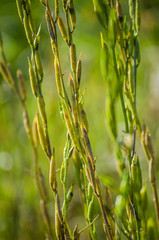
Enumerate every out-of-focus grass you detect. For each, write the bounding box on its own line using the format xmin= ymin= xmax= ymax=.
xmin=0 ymin=0 xmax=159 ymax=239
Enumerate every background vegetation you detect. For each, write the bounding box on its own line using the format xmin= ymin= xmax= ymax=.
xmin=0 ymin=0 xmax=159 ymax=239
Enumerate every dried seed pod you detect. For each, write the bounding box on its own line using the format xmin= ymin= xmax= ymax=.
xmin=37 ymin=96 xmax=47 ymax=124
xmin=58 ymin=16 xmax=68 ymax=42
xmin=49 ymin=153 xmax=56 ymax=191
xmin=76 ymin=55 xmax=81 ymax=87
xmin=36 ymin=113 xmax=47 ymax=154
xmin=23 ymin=11 xmax=33 ymax=46
xmin=55 ymin=0 xmax=59 ymax=21
xmin=32 ymin=114 xmax=39 ymax=147
xmin=16 ymin=0 xmax=23 ymax=22
xmin=28 ymin=57 xmax=37 ymax=97
xmin=54 ymin=55 xmax=63 ymax=98
xmin=35 ymin=50 xmax=43 ymax=81
xmin=70 ymin=44 xmax=76 ymax=73
xmin=17 ymin=69 xmax=27 ymax=101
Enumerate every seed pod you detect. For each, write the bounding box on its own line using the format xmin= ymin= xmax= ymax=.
xmin=55 ymin=210 xmax=63 ymax=240
xmin=145 ymin=127 xmax=154 ymax=159
xmin=36 ymin=113 xmax=47 ymax=154
xmin=87 ymin=157 xmax=96 ymax=193
xmin=16 ymin=0 xmax=23 ymax=22
xmin=105 ymin=187 xmax=113 ymax=214
xmin=76 ymin=55 xmax=81 ymax=87
xmin=66 ymin=185 xmax=74 ymax=205
xmin=116 ymin=0 xmax=123 ymax=24
xmin=115 ymin=194 xmax=126 ymax=218
xmin=149 ymin=158 xmax=155 ymax=184
xmin=87 ymin=195 xmax=94 ymax=222
xmin=108 ymin=8 xmax=116 ymax=47
xmin=23 ymin=11 xmax=33 ymax=46
xmin=45 ymin=8 xmax=56 ymax=43
xmin=17 ymin=69 xmax=27 ymax=101
xmin=88 ymin=183 xmax=93 ymax=202
xmin=55 ymin=0 xmax=59 ymax=21
xmin=81 ymin=108 xmax=89 ymax=132
xmin=129 ymin=0 xmax=135 ymax=22
xmin=140 ymin=186 xmax=148 ymax=211
xmin=49 ymin=153 xmax=56 ymax=191
xmin=135 ymin=0 xmax=140 ymax=35
xmin=55 ymin=193 xmax=63 ymax=222
xmin=54 ymin=55 xmax=63 ymax=98
xmin=72 ymin=149 xmax=82 ymax=188
xmin=0 ymin=61 xmax=11 ymax=86
xmin=63 ymin=107 xmax=77 ymax=148
xmin=35 ymin=50 xmax=43 ymax=81
xmin=27 ymin=3 xmax=36 ymax=33
xmin=70 ymin=44 xmax=76 ymax=73
xmin=82 ymin=127 xmax=94 ymax=164
xmin=58 ymin=16 xmax=68 ymax=42
xmin=37 ymin=96 xmax=47 ymax=125
xmin=28 ymin=57 xmax=37 ymax=97
xmin=68 ymin=0 xmax=76 ymax=30
xmin=23 ymin=110 xmax=31 ymax=135
xmin=60 ymin=162 xmax=65 ymax=184
xmin=32 ymin=114 xmax=39 ymax=147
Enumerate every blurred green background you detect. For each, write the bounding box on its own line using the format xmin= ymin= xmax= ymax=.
xmin=0 ymin=0 xmax=159 ymax=239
